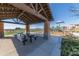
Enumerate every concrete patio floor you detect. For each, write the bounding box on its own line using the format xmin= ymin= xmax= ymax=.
xmin=0 ymin=38 xmax=18 ymax=56
xmin=0 ymin=36 xmax=62 ymax=56
xmin=27 ymin=36 xmax=62 ymax=56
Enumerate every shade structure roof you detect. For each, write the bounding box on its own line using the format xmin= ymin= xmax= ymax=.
xmin=0 ymin=3 xmax=52 ymax=24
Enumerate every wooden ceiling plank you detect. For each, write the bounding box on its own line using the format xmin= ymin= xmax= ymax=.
xmin=23 ymin=14 xmax=33 ymax=23
xmin=17 ymin=11 xmax=25 ymax=19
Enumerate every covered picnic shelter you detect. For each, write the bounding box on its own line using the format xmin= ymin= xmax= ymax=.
xmin=0 ymin=3 xmax=52 ymax=39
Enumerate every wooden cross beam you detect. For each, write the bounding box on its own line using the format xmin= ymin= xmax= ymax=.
xmin=39 ymin=4 xmax=48 ymax=18
xmin=10 ymin=3 xmax=48 ymax=21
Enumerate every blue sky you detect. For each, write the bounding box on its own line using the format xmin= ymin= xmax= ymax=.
xmin=4 ymin=3 xmax=79 ymax=29
xmin=50 ymin=3 xmax=79 ymax=27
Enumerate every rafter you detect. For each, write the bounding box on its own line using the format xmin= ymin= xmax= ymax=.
xmin=38 ymin=8 xmax=43 ymax=13
xmin=35 ymin=3 xmax=38 ymax=11
xmin=16 ymin=11 xmax=25 ymax=22
xmin=30 ymin=3 xmax=35 ymax=11
xmin=39 ymin=4 xmax=48 ymax=19
xmin=10 ymin=3 xmax=48 ymax=20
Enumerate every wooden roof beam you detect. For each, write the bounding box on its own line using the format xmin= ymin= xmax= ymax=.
xmin=10 ymin=3 xmax=48 ymax=21
xmin=39 ymin=4 xmax=48 ymax=19
xmin=35 ymin=3 xmax=38 ymax=11
xmin=38 ymin=8 xmax=43 ymax=13
xmin=30 ymin=3 xmax=36 ymax=12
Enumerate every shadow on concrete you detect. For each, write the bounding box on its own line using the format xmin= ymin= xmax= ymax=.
xmin=11 ymin=36 xmax=47 ymax=56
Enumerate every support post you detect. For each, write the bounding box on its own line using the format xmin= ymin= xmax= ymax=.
xmin=26 ymin=24 xmax=30 ymax=33
xmin=0 ymin=22 xmax=4 ymax=38
xmin=44 ymin=20 xmax=50 ymax=40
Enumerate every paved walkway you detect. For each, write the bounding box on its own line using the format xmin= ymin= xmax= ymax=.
xmin=0 ymin=36 xmax=62 ymax=56
xmin=51 ymin=36 xmax=62 ymax=56
xmin=27 ymin=36 xmax=62 ymax=56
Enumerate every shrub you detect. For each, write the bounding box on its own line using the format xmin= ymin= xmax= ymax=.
xmin=61 ymin=35 xmax=79 ymax=56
